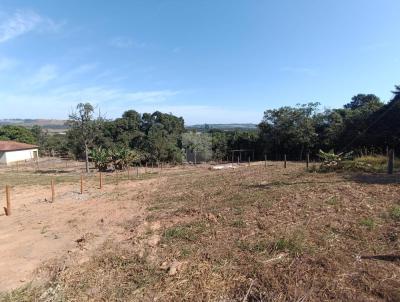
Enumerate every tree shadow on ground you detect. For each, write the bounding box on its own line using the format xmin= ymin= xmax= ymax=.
xmin=343 ymin=173 xmax=400 ymax=185
xmin=246 ymin=179 xmax=347 ymax=189
xmin=34 ymin=170 xmax=70 ymax=174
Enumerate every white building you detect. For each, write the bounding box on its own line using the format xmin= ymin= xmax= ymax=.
xmin=0 ymin=141 xmax=39 ymax=165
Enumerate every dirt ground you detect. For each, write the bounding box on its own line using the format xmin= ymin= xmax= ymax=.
xmin=0 ymin=159 xmax=166 ymax=292
xmin=0 ymin=160 xmax=400 ymax=301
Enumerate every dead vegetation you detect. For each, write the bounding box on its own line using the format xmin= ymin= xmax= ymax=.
xmin=1 ymin=161 xmax=400 ymax=301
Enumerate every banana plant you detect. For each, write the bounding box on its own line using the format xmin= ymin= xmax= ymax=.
xmin=90 ymin=147 xmax=111 ymax=171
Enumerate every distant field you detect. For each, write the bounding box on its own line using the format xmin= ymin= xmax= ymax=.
xmin=186 ymin=123 xmax=258 ymax=131
xmin=0 ymin=119 xmax=68 ymax=133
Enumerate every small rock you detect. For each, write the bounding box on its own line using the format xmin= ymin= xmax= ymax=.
xmin=147 ymin=235 xmax=160 ymax=247
xmin=168 ymin=260 xmax=182 ymax=276
xmin=206 ymin=213 xmax=218 ymax=223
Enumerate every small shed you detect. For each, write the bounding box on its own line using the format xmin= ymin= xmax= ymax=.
xmin=0 ymin=141 xmax=39 ymax=165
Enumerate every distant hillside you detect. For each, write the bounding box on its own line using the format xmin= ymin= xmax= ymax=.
xmin=186 ymin=123 xmax=258 ymax=131
xmin=0 ymin=119 xmax=67 ymax=132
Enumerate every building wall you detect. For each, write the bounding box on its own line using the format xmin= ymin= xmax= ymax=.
xmin=0 ymin=149 xmax=39 ymax=165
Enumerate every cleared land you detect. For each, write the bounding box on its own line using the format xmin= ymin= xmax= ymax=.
xmin=0 ymin=160 xmax=400 ymax=301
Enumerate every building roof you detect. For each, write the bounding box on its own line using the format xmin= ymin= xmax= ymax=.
xmin=0 ymin=141 xmax=38 ymax=152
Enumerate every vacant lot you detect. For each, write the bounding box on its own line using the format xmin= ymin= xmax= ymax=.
xmin=1 ymin=161 xmax=400 ymax=301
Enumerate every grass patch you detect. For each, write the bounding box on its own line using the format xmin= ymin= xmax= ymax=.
xmin=163 ymin=221 xmax=207 ymax=242
xmin=230 ymin=219 xmax=246 ymax=228
xmin=326 ymin=196 xmax=339 ymax=206
xmin=0 ymin=283 xmax=44 ymax=302
xmin=238 ymin=231 xmax=305 ymax=256
xmin=359 ymin=218 xmax=375 ymax=230
xmin=389 ymin=206 xmax=400 ymax=221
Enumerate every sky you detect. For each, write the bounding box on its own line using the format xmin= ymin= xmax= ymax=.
xmin=0 ymin=0 xmax=399 ymax=125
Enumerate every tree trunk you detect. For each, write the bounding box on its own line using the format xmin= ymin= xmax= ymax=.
xmin=85 ymin=143 xmax=89 ymax=173
xmin=299 ymin=145 xmax=304 ymax=161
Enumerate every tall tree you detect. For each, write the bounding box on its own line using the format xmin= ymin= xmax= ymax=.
xmin=67 ymin=103 xmax=98 ymax=173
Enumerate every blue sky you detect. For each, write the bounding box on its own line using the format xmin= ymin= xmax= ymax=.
xmin=0 ymin=0 xmax=399 ymax=124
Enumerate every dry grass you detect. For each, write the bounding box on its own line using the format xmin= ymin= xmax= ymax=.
xmin=1 ymin=162 xmax=400 ymax=301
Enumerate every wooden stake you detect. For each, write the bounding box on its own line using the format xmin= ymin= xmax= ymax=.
xmin=127 ymin=166 xmax=130 ymax=180
xmin=264 ymin=154 xmax=267 ymax=168
xmin=284 ymin=154 xmax=287 ymax=169
xmin=145 ymin=162 xmax=148 ymax=173
xmin=248 ymin=156 xmax=251 ymax=166
xmin=4 ymin=185 xmax=10 ymax=216
xmin=80 ymin=174 xmax=83 ymax=194
xmin=306 ymin=152 xmax=310 ymax=169
xmin=99 ymin=172 xmax=103 ymax=189
xmin=136 ymin=165 xmax=139 ymax=178
xmin=388 ymin=149 xmax=394 ymax=175
xmin=116 ymin=170 xmax=119 ymax=185
xmin=51 ymin=179 xmax=55 ymax=202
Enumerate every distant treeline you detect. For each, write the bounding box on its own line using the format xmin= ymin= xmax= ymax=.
xmin=1 ymin=84 xmax=399 ymax=163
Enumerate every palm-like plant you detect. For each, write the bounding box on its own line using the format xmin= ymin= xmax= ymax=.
xmin=90 ymin=147 xmax=111 ymax=171
xmin=111 ymin=147 xmax=143 ymax=170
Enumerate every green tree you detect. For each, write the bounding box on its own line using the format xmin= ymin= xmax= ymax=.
xmin=182 ymin=132 xmax=212 ymax=163
xmin=67 ymin=103 xmax=99 ymax=173
xmin=0 ymin=125 xmax=36 ymax=144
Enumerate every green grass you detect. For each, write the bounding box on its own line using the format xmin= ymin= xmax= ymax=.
xmin=342 ymin=155 xmax=400 ymax=173
xmin=230 ymin=219 xmax=246 ymax=228
xmin=389 ymin=206 xmax=400 ymax=221
xmin=163 ymin=221 xmax=207 ymax=242
xmin=359 ymin=218 xmax=375 ymax=230
xmin=237 ymin=231 xmax=305 ymax=256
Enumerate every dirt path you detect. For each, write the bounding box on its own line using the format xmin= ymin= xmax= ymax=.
xmin=0 ymin=177 xmax=161 ymax=291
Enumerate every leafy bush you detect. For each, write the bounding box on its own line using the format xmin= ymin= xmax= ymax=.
xmin=342 ymin=155 xmax=400 ymax=173
xmin=111 ymin=147 xmax=142 ymax=170
xmin=90 ymin=147 xmax=111 ymax=171
xmin=317 ymin=150 xmax=353 ymax=171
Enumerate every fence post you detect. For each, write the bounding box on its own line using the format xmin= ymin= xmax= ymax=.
xmin=248 ymin=156 xmax=251 ymax=167
xmin=4 ymin=185 xmax=10 ymax=216
xmin=51 ymin=179 xmax=55 ymax=202
xmin=80 ymin=174 xmax=83 ymax=194
xmin=116 ymin=170 xmax=119 ymax=185
xmin=264 ymin=154 xmax=267 ymax=168
xmin=99 ymin=172 xmax=103 ymax=189
xmin=284 ymin=154 xmax=287 ymax=169
xmin=127 ymin=166 xmax=130 ymax=180
xmin=388 ymin=149 xmax=394 ymax=175
xmin=145 ymin=162 xmax=148 ymax=173
xmin=306 ymin=152 xmax=310 ymax=170
xmin=136 ymin=165 xmax=139 ymax=178
xmin=237 ymin=156 xmax=240 ymax=165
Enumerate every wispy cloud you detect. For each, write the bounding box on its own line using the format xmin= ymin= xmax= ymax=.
xmin=27 ymin=64 xmax=58 ymax=86
xmin=0 ymin=9 xmax=60 ymax=43
xmin=110 ymin=36 xmax=146 ymax=49
xmin=0 ymin=86 xmax=181 ymax=120
xmin=281 ymin=66 xmax=317 ymax=77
